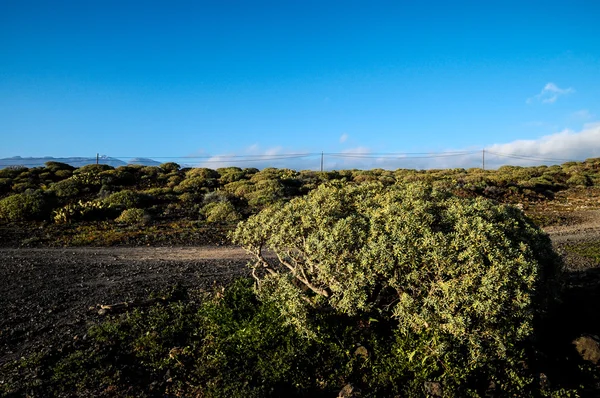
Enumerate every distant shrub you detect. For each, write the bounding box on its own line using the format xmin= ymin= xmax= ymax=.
xmin=223 ymin=180 xmax=254 ymax=198
xmin=217 ymin=167 xmax=246 ymax=184
xmin=186 ymin=167 xmax=219 ymax=179
xmin=47 ymin=178 xmax=81 ymax=199
xmin=0 ymin=190 xmax=50 ymax=221
xmin=174 ymin=176 xmax=213 ymax=193
xmin=99 ymin=169 xmax=136 ymax=186
xmin=73 ymin=164 xmax=113 ymax=186
xmin=54 ymin=169 xmax=72 ymax=179
xmin=115 ymin=208 xmax=149 ymax=224
xmin=246 ymin=179 xmax=284 ymax=208
xmin=11 ymin=182 xmax=38 ymax=193
xmin=104 ymin=190 xmax=147 ymax=209
xmin=167 ymin=175 xmax=183 ymax=188
xmin=566 ymin=173 xmax=592 ymax=187
xmin=0 ymin=166 xmax=27 ymax=179
xmin=201 ymin=201 xmax=240 ymax=223
xmin=44 ymin=161 xmax=75 ymax=172
xmin=159 ymin=162 xmax=180 ymax=173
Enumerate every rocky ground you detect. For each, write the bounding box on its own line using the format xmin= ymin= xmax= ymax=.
xmin=1 ymin=210 xmax=600 ymax=385
xmin=0 ymin=246 xmax=253 ymax=366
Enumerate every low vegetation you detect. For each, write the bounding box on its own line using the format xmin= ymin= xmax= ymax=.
xmin=2 ymin=159 xmax=600 ymax=395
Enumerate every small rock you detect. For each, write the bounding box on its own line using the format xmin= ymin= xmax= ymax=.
xmin=354 ymin=345 xmax=369 ymax=359
xmin=424 ymin=381 xmax=443 ymax=397
xmin=573 ymin=335 xmax=600 ymax=365
xmin=338 ymin=383 xmax=360 ymax=397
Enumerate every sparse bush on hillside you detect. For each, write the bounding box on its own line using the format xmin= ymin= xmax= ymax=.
xmin=0 ymin=190 xmax=51 ymax=221
xmin=44 ymin=161 xmax=75 ymax=172
xmin=159 ymin=162 xmax=180 ymax=173
xmin=246 ymin=179 xmax=285 ymax=208
xmin=201 ymin=201 xmax=240 ymax=223
xmin=71 ymin=164 xmax=113 ymax=187
xmin=233 ymin=182 xmax=563 ymax=395
xmin=48 ymin=178 xmax=81 ymax=199
xmin=567 ymin=173 xmax=592 ymax=187
xmin=104 ymin=190 xmax=149 ymax=209
xmin=174 ymin=176 xmax=213 ymax=194
xmin=217 ymin=166 xmax=245 ymax=184
xmin=53 ymin=200 xmax=113 ymax=223
xmin=0 ymin=166 xmax=27 ymax=179
xmin=115 ymin=208 xmax=149 ymax=224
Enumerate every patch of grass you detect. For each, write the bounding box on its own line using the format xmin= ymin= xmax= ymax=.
xmin=565 ymin=240 xmax=600 ymax=264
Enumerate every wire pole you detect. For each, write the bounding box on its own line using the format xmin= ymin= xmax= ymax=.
xmin=96 ymin=153 xmax=99 ymax=165
xmin=482 ymin=149 xmax=485 ymax=170
xmin=320 ymin=152 xmax=324 ymax=172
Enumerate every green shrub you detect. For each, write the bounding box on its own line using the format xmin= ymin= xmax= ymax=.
xmin=104 ymin=190 xmax=148 ymax=209
xmin=115 ymin=208 xmax=149 ymax=224
xmin=72 ymin=164 xmax=113 ymax=186
xmin=0 ymin=190 xmax=50 ymax=221
xmin=174 ymin=176 xmax=213 ymax=193
xmin=217 ymin=167 xmax=246 ymax=184
xmin=0 ymin=166 xmax=27 ymax=179
xmin=246 ymin=179 xmax=284 ymax=208
xmin=47 ymin=177 xmax=81 ymax=198
xmin=54 ymin=169 xmax=72 ymax=179
xmin=233 ymin=182 xmax=563 ymax=395
xmin=566 ymin=173 xmax=592 ymax=187
xmin=44 ymin=161 xmax=75 ymax=172
xmin=159 ymin=162 xmax=181 ymax=173
xmin=201 ymin=201 xmax=240 ymax=223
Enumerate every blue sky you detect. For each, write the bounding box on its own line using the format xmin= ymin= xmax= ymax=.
xmin=1 ymin=0 xmax=599 ymax=169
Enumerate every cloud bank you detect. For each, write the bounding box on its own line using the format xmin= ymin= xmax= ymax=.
xmin=182 ymin=124 xmax=600 ymax=171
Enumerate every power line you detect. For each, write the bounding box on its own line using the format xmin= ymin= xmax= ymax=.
xmin=485 ymin=151 xmax=580 ymax=163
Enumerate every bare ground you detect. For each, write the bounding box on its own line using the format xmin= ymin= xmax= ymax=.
xmin=1 ymin=211 xmax=600 ymax=371
xmin=0 ymin=246 xmax=253 ymax=366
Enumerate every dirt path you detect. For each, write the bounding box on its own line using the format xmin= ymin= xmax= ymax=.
xmin=0 ymin=246 xmax=253 ymax=365
xmin=544 ymin=209 xmax=600 ymax=244
xmin=542 ymin=209 xmax=600 ymax=271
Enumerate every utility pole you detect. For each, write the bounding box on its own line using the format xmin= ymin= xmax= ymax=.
xmin=96 ymin=153 xmax=99 ymax=165
xmin=320 ymin=152 xmax=324 ymax=172
xmin=482 ymin=149 xmax=485 ymax=170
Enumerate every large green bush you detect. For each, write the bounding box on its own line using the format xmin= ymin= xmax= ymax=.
xmin=233 ymin=182 xmax=563 ymax=395
xmin=104 ymin=189 xmax=148 ymax=209
xmin=0 ymin=190 xmax=51 ymax=221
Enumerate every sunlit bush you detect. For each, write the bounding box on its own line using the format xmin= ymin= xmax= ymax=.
xmin=233 ymin=182 xmax=563 ymax=395
xmin=115 ymin=208 xmax=149 ymax=224
xmin=0 ymin=190 xmax=51 ymax=221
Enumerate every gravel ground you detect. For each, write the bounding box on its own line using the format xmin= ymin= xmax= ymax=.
xmin=0 ymin=246 xmax=252 ymax=366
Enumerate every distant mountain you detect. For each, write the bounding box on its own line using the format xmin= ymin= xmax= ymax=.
xmin=0 ymin=156 xmax=163 ymax=169
xmin=127 ymin=157 xmax=162 ymax=166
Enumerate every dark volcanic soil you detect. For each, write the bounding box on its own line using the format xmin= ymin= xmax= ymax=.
xmin=0 ymin=247 xmax=252 ymax=366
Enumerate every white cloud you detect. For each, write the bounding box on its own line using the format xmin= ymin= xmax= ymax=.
xmin=527 ymin=82 xmax=574 ymax=104
xmin=484 ymin=122 xmax=600 ymax=167
xmin=339 ymin=133 xmax=349 ymax=143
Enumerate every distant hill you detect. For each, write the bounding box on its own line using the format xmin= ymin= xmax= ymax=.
xmin=0 ymin=156 xmax=162 ymax=169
